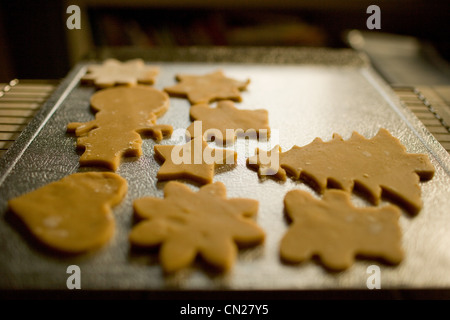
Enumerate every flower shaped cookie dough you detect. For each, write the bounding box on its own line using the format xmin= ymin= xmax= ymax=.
xmin=129 ymin=181 xmax=265 ymax=272
xmin=81 ymin=58 xmax=159 ymax=88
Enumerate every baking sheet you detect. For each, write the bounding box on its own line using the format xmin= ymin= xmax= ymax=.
xmin=1 ymin=51 xmax=450 ymax=293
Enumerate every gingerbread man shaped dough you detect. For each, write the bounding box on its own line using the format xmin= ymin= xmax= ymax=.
xmin=67 ymin=86 xmax=173 ymax=171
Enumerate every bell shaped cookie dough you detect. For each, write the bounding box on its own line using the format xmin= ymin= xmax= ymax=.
xmin=8 ymin=172 xmax=127 ymax=254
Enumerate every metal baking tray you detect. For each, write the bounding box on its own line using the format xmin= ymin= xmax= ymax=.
xmin=1 ymin=48 xmax=450 ymax=295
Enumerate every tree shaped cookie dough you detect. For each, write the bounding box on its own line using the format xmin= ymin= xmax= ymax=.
xmin=67 ymin=86 xmax=173 ymax=171
xmin=81 ymin=58 xmax=159 ymax=88
xmin=247 ymin=129 xmax=435 ymax=214
xmin=186 ymin=100 xmax=270 ymax=144
xmin=129 ymin=181 xmax=265 ymax=272
xmin=164 ymin=70 xmax=250 ymax=105
xmin=8 ymin=172 xmax=127 ymax=254
xmin=154 ymin=136 xmax=237 ymax=184
xmin=281 ymin=189 xmax=404 ymax=270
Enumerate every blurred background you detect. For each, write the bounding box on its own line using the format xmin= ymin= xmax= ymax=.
xmin=0 ymin=0 xmax=449 ymax=84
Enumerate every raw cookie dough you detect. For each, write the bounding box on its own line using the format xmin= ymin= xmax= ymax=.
xmin=81 ymin=58 xmax=159 ymax=88
xmin=129 ymin=181 xmax=265 ymax=272
xmin=67 ymin=85 xmax=173 ymax=171
xmin=154 ymin=136 xmax=237 ymax=184
xmin=164 ymin=70 xmax=250 ymax=105
xmin=247 ymin=145 xmax=286 ymax=180
xmin=8 ymin=172 xmax=127 ymax=254
xmin=247 ymin=128 xmax=435 ymax=214
xmin=186 ymin=100 xmax=270 ymax=144
xmin=281 ymin=189 xmax=404 ymax=270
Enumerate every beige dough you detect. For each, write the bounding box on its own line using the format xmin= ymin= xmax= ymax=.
xmin=187 ymin=100 xmax=270 ymax=144
xmin=81 ymin=58 xmax=159 ymax=88
xmin=129 ymin=181 xmax=265 ymax=272
xmin=154 ymin=136 xmax=237 ymax=184
xmin=164 ymin=70 xmax=250 ymax=105
xmin=67 ymin=86 xmax=173 ymax=171
xmin=248 ymin=128 xmax=435 ymax=214
xmin=8 ymin=172 xmax=127 ymax=254
xmin=281 ymin=189 xmax=404 ymax=270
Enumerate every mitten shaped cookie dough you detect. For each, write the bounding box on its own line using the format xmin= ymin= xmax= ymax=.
xmin=8 ymin=172 xmax=127 ymax=253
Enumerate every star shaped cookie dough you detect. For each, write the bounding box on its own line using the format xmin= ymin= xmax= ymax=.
xmin=154 ymin=136 xmax=237 ymax=184
xmin=164 ymin=70 xmax=250 ymax=105
xmin=130 ymin=181 xmax=265 ymax=272
xmin=247 ymin=145 xmax=285 ymax=180
xmin=81 ymin=58 xmax=159 ymax=88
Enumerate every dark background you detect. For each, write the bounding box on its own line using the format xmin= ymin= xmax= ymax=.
xmin=1 ymin=0 xmax=449 ymax=82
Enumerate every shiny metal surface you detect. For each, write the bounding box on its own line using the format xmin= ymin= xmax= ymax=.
xmin=1 ymin=51 xmax=450 ymax=292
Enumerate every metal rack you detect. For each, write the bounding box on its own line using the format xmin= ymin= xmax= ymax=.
xmin=0 ymin=80 xmax=57 ymax=158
